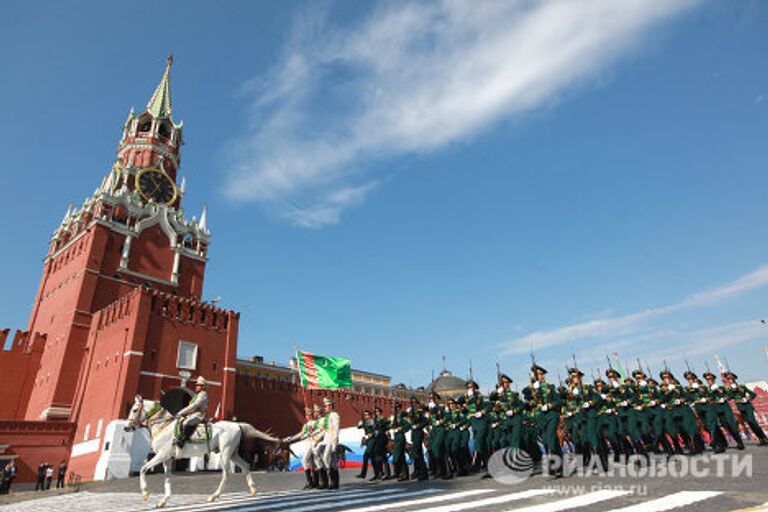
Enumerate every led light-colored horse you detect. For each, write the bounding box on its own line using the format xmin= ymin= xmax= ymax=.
xmin=125 ymin=395 xmax=279 ymax=508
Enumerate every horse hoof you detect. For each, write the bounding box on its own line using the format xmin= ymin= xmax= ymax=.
xmin=207 ymin=495 xmax=218 ymax=502
xmin=156 ymin=500 xmax=166 ymax=508
xmin=250 ymin=488 xmax=257 ymax=497
xmin=142 ymin=492 xmax=150 ymax=501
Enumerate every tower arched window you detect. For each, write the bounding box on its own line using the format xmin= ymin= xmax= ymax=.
xmin=158 ymin=121 xmax=172 ymax=139
xmin=137 ymin=115 xmax=152 ymax=134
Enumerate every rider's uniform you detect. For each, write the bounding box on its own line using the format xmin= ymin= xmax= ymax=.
xmin=178 ymin=390 xmax=208 ymax=437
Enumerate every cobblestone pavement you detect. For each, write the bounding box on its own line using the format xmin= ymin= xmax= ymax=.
xmin=2 ymin=444 xmax=768 ymax=512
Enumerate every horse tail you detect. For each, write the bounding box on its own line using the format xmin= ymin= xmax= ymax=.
xmin=236 ymin=423 xmax=279 ymax=466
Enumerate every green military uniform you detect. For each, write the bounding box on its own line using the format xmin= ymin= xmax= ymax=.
xmin=427 ymin=393 xmax=451 ymax=479
xmin=496 ymin=376 xmax=523 ymax=450
xmin=443 ymin=400 xmax=464 ymax=476
xmin=684 ymin=371 xmax=722 ymax=452
xmin=725 ymin=372 xmax=768 ymax=446
xmin=465 ymin=380 xmax=491 ymax=473
xmin=593 ymin=378 xmax=617 ymax=469
xmin=389 ymin=406 xmax=410 ymax=481
xmin=524 ymin=365 xmax=562 ymax=460
xmin=356 ymin=413 xmax=377 ymax=479
xmin=407 ymin=398 xmax=429 ymax=480
xmin=660 ymin=371 xmax=703 ymax=455
xmin=700 ymin=373 xmax=741 ymax=450
xmin=373 ymin=408 xmax=392 ymax=479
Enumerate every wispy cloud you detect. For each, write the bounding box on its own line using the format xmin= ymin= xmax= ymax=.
xmin=499 ymin=264 xmax=768 ymax=355
xmin=225 ymin=0 xmax=698 ymax=227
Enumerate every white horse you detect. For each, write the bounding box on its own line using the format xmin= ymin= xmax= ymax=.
xmin=124 ymin=394 xmax=279 ymax=508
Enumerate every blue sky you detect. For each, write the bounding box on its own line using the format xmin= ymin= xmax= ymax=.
xmin=2 ymin=1 xmax=768 ymax=389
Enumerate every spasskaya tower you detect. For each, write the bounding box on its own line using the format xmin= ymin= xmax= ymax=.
xmin=11 ymin=56 xmax=238 ymax=478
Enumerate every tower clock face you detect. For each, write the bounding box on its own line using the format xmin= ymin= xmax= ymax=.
xmin=136 ymin=168 xmax=177 ymax=205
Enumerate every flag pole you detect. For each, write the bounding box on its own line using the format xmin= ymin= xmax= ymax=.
xmin=295 ymin=347 xmax=309 ymax=411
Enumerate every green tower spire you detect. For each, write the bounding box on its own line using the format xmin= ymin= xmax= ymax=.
xmin=146 ymin=54 xmax=173 ymax=118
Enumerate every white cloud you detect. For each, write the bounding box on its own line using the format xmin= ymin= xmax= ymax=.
xmin=499 ymin=263 xmax=768 ymax=354
xmin=226 ymin=0 xmax=697 ymax=227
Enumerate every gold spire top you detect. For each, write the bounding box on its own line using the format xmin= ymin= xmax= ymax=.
xmin=146 ymin=54 xmax=173 ymax=118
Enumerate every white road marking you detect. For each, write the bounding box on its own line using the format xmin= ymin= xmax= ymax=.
xmin=165 ymin=487 xmax=407 ymax=512
xmin=401 ymin=489 xmax=557 ymax=512
xmin=336 ymin=489 xmax=494 ymax=512
xmin=499 ymin=489 xmax=632 ymax=512
xmin=256 ymin=488 xmax=440 ymax=512
xmin=601 ymin=491 xmax=723 ymax=512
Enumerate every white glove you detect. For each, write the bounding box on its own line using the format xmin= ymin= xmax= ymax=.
xmin=582 ymin=402 xmax=590 ymax=409
xmin=506 ymin=410 xmax=514 ymax=416
xmin=573 ymin=388 xmax=580 ymax=395
xmin=474 ymin=412 xmax=482 ymax=418
xmin=533 ymin=381 xmax=541 ymax=389
xmin=540 ymin=405 xmax=548 ymax=412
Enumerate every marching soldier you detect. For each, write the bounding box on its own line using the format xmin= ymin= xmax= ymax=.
xmin=445 ymin=398 xmax=468 ymax=476
xmin=356 ymin=410 xmax=378 ymax=480
xmin=373 ymin=406 xmax=392 ymax=480
xmin=660 ymin=370 xmax=703 ymax=455
xmin=593 ymin=377 xmax=617 ymax=469
xmin=704 ymin=371 xmax=744 ymax=451
xmin=465 ymin=380 xmax=491 ymax=474
xmin=427 ymin=392 xmax=451 ymax=479
xmin=631 ymin=369 xmax=653 ymax=452
xmin=389 ymin=402 xmax=410 ymax=481
xmin=407 ymin=396 xmax=429 ymax=480
xmin=724 ymin=371 xmax=768 ymax=446
xmin=606 ymin=368 xmax=635 ymax=457
xmin=174 ymin=376 xmax=208 ymax=448
xmin=684 ymin=371 xmax=721 ymax=453
xmin=497 ymin=374 xmax=523 ymax=450
xmin=524 ymin=364 xmax=562 ymax=474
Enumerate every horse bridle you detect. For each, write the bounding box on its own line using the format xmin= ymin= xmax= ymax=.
xmin=129 ymin=398 xmax=170 ymax=433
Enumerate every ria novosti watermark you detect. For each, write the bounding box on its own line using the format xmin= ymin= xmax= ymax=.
xmin=488 ymin=448 xmax=753 ymax=486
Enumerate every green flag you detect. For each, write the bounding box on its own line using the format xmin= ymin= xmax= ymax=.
xmin=297 ymin=351 xmax=352 ymax=389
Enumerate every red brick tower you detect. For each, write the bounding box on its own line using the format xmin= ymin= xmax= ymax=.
xmin=13 ymin=57 xmax=238 ymax=477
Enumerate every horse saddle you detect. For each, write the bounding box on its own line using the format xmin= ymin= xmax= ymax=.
xmin=176 ymin=421 xmax=213 ymax=444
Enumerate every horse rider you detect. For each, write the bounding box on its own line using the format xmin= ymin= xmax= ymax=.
xmin=175 ymin=376 xmax=209 ymax=448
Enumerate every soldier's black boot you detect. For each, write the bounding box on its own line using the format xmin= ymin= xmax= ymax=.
xmin=598 ymin=443 xmax=609 ymax=473
xmin=329 ymin=469 xmax=339 ymax=490
xmin=369 ymin=460 xmax=382 ymax=482
xmin=382 ymin=459 xmax=392 ymax=480
xmin=442 ymin=455 xmax=454 ymax=479
xmin=304 ymin=470 xmax=314 ymax=489
xmin=726 ymin=426 xmax=745 ymax=450
xmin=356 ymin=454 xmax=369 ymax=478
xmin=582 ymin=442 xmax=592 ymax=471
xmin=317 ymin=469 xmax=329 ymax=489
xmin=398 ymin=461 xmax=409 ymax=481
xmin=312 ymin=468 xmax=320 ymax=487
